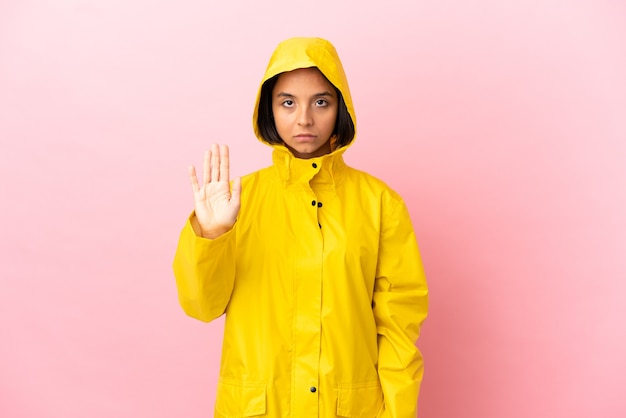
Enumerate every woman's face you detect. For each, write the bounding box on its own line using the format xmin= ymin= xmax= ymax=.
xmin=272 ymin=67 xmax=338 ymax=159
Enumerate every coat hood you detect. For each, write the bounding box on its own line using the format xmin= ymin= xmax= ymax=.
xmin=252 ymin=37 xmax=356 ymax=151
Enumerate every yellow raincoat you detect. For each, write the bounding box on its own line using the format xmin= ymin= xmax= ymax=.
xmin=173 ymin=37 xmax=428 ymax=417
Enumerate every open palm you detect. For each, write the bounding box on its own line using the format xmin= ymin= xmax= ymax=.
xmin=189 ymin=144 xmax=241 ymax=239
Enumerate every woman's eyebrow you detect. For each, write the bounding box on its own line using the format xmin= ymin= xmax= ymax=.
xmin=275 ymin=91 xmax=334 ymax=97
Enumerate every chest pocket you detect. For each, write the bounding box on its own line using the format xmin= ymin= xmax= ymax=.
xmin=336 ymin=381 xmax=384 ymax=417
xmin=216 ymin=379 xmax=266 ymax=417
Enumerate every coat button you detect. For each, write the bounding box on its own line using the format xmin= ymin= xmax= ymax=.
xmin=312 ymin=200 xmax=316 ymax=206
xmin=317 ymin=202 xmax=323 ymax=207
xmin=310 ymin=386 xmax=317 ymax=393
xmin=312 ymin=163 xmax=318 ymax=168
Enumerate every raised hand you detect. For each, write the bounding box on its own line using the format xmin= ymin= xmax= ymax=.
xmin=189 ymin=144 xmax=242 ymax=239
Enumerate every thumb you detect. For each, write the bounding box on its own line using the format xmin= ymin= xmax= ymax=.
xmin=231 ymin=177 xmax=242 ymax=204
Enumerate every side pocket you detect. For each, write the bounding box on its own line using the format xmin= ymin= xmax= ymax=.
xmin=336 ymin=381 xmax=384 ymax=418
xmin=215 ymin=378 xmax=266 ymax=417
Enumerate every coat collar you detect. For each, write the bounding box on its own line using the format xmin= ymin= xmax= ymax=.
xmin=271 ymin=145 xmax=347 ymax=190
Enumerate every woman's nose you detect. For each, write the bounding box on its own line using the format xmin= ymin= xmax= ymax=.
xmin=297 ymin=107 xmax=313 ymax=126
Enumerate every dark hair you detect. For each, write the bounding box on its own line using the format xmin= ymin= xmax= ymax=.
xmin=257 ymin=72 xmax=355 ymax=148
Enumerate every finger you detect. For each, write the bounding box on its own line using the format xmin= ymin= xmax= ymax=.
xmin=210 ymin=143 xmax=220 ymax=182
xmin=189 ymin=165 xmax=200 ymax=192
xmin=231 ymin=176 xmax=242 ymax=207
xmin=203 ymin=149 xmax=210 ymax=184
xmin=219 ymin=144 xmax=230 ymax=184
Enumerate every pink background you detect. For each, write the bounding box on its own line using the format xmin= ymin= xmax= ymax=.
xmin=1 ymin=0 xmax=625 ymax=417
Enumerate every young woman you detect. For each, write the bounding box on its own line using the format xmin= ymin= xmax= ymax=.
xmin=173 ymin=37 xmax=428 ymax=418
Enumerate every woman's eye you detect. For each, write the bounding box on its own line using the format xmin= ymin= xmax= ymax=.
xmin=315 ymin=99 xmax=328 ymax=106
xmin=282 ymin=100 xmax=294 ymax=107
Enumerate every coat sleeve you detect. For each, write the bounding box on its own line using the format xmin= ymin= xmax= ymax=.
xmin=172 ymin=213 xmax=237 ymax=322
xmin=373 ymin=195 xmax=429 ymax=418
